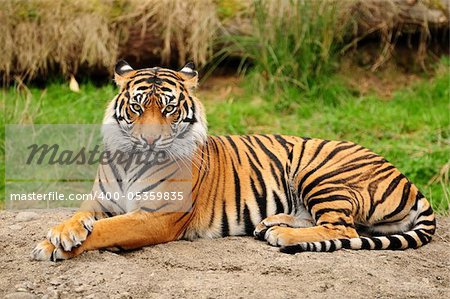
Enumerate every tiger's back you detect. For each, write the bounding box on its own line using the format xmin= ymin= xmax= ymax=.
xmin=187 ymin=134 xmax=436 ymax=252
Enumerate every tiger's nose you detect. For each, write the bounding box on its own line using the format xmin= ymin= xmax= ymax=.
xmin=146 ymin=136 xmax=156 ymax=145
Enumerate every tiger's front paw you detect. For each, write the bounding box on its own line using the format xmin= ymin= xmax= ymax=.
xmin=47 ymin=212 xmax=95 ymax=251
xmin=31 ymin=239 xmax=72 ymax=261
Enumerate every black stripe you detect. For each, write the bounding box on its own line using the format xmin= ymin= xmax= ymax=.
xmin=383 ymin=181 xmax=412 ymax=220
xmin=328 ymin=240 xmax=337 ymax=252
xmin=361 ymin=238 xmax=371 ymax=249
xmin=304 ymin=140 xmax=329 ymax=169
xmin=402 ymin=233 xmax=418 ymax=248
xmin=241 ymin=137 xmax=264 ymax=168
xmin=243 ymin=205 xmax=254 ymax=235
xmin=307 ymin=195 xmax=352 ymax=214
xmin=253 ymin=136 xmax=285 ymax=174
xmin=417 ymin=227 xmax=435 ymax=235
xmin=372 ymin=237 xmax=383 ymax=249
xmin=417 ymin=206 xmax=434 ymax=218
xmin=273 ymin=191 xmax=285 ymax=214
xmin=314 ymin=208 xmax=352 ymax=219
xmin=292 ymin=139 xmax=309 ymax=178
xmin=140 ymin=169 xmax=178 ymax=193
xmin=340 ymin=239 xmax=351 ymax=248
xmin=415 ymin=220 xmax=435 ymax=227
xmin=273 ymin=135 xmax=292 ymax=155
xmin=367 ymin=167 xmax=397 ymax=200
xmin=231 ymin=162 xmax=242 ymax=223
xmin=161 ymin=78 xmax=177 ymax=86
xmin=342 ymin=153 xmax=381 ymax=166
xmin=415 ymin=230 xmax=429 ymax=244
xmin=319 ymin=241 xmax=327 ymax=252
xmin=367 ymin=174 xmax=405 ymax=219
xmin=320 ymin=218 xmax=355 ymax=228
xmin=107 ymin=159 xmax=123 ymax=191
xmin=248 ymin=155 xmax=267 ymax=219
xmin=386 ymin=236 xmax=403 ymax=249
xmin=95 ymin=199 xmax=115 ymax=217
xmin=280 ymin=244 xmax=301 ymax=254
xmin=225 ymin=136 xmax=242 ymax=164
xmin=98 ymin=180 xmax=125 ymax=213
xmin=221 ymin=202 xmax=229 ymax=237
xmin=136 ymin=86 xmax=150 ymax=91
xmin=306 ymin=186 xmax=347 ymax=201
xmin=259 ymin=134 xmax=275 ymax=144
xmin=270 ymin=164 xmax=281 ymax=187
xmin=141 ymin=203 xmax=170 ymax=212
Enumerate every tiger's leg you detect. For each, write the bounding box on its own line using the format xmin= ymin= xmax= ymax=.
xmin=254 ymin=213 xmax=314 ymax=240
xmin=32 ymin=211 xmax=185 ymax=261
xmin=264 ymin=197 xmax=359 ymax=247
xmin=32 ymin=200 xmax=107 ymax=260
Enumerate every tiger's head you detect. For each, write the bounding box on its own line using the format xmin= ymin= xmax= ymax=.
xmin=103 ymin=60 xmax=207 ymax=159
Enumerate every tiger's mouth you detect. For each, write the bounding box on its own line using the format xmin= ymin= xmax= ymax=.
xmin=130 ymin=139 xmax=170 ymax=153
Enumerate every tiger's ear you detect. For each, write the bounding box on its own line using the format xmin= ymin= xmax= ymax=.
xmin=114 ymin=60 xmax=135 ymax=88
xmin=178 ymin=62 xmax=198 ymax=89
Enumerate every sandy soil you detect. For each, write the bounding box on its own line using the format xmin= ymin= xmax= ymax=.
xmin=0 ymin=209 xmax=449 ymax=299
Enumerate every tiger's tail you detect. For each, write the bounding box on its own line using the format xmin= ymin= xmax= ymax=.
xmin=280 ymin=196 xmax=436 ymax=254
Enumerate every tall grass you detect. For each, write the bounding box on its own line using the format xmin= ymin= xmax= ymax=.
xmin=0 ymin=0 xmax=224 ymax=83
xmin=221 ymin=0 xmax=350 ymax=107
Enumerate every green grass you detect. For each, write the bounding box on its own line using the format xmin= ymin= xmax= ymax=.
xmin=1 ymin=61 xmax=449 ymax=212
xmin=219 ymin=0 xmax=349 ymax=109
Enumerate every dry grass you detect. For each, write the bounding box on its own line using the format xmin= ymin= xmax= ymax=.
xmin=0 ymin=0 xmax=236 ymax=83
xmin=0 ymin=1 xmax=122 ymax=82
xmin=1 ymin=0 xmax=447 ymax=83
xmin=124 ymin=0 xmax=220 ymax=66
xmin=344 ymin=0 xmax=449 ymax=70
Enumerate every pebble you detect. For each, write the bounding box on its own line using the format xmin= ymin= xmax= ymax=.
xmin=42 ymin=290 xmax=60 ymax=299
xmin=74 ymin=286 xmax=86 ymax=293
xmin=15 ymin=212 xmax=40 ymax=222
xmin=14 ymin=282 xmax=36 ymax=292
xmin=118 ymin=292 xmax=131 ymax=299
xmin=4 ymin=292 xmax=36 ymax=299
xmin=9 ymin=224 xmax=23 ymax=230
xmin=49 ymin=279 xmax=61 ymax=286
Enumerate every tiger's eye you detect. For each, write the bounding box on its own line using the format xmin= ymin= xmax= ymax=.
xmin=131 ymin=104 xmax=141 ymax=112
xmin=165 ymin=105 xmax=175 ymax=113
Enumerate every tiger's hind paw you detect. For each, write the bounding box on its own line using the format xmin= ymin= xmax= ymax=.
xmin=264 ymin=226 xmax=301 ymax=247
xmin=254 ymin=213 xmax=313 ymax=240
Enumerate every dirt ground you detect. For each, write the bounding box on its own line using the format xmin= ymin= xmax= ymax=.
xmin=0 ymin=209 xmax=449 ymax=299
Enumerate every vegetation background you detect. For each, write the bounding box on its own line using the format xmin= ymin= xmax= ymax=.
xmin=1 ymin=0 xmax=449 ymax=212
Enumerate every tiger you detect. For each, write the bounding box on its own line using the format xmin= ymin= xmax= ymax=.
xmin=32 ymin=61 xmax=436 ymax=261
